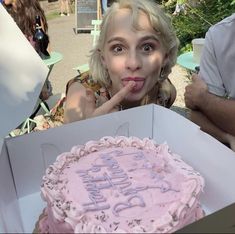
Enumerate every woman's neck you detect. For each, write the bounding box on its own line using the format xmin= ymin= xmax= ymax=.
xmin=120 ymin=100 xmax=142 ymax=110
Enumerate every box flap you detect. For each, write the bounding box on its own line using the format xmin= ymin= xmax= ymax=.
xmin=0 ymin=142 xmax=23 ymax=232
xmin=0 ymin=5 xmax=49 ymax=138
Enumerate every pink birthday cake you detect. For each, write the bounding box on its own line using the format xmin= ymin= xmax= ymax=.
xmin=37 ymin=136 xmax=205 ymax=233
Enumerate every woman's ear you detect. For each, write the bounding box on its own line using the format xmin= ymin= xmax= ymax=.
xmin=162 ymin=53 xmax=169 ymax=67
xmin=98 ymin=49 xmax=107 ymax=68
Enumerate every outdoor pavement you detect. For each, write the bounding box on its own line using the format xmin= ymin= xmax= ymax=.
xmin=47 ymin=13 xmax=93 ymax=95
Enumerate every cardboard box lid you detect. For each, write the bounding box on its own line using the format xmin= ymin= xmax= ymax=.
xmin=0 ymin=5 xmax=48 ymax=139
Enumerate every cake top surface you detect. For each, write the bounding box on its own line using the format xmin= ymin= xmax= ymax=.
xmin=41 ymin=136 xmax=204 ymax=233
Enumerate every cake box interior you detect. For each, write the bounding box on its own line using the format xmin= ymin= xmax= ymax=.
xmin=1 ymin=4 xmax=235 ymax=233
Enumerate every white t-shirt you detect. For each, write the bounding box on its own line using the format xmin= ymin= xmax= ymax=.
xmin=199 ymin=14 xmax=235 ymax=98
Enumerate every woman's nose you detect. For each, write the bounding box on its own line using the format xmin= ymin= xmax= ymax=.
xmin=125 ymin=51 xmax=142 ymax=72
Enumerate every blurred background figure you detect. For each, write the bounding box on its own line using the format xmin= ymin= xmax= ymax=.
xmin=60 ymin=0 xmax=70 ymax=16
xmin=101 ymin=0 xmax=108 ymax=15
xmin=2 ymin=0 xmax=48 ymax=47
xmin=2 ymin=0 xmax=52 ymax=100
xmin=173 ymin=0 xmax=186 ymax=16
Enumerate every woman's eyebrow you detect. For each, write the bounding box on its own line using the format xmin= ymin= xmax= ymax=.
xmin=139 ymin=35 xmax=159 ymax=42
xmin=107 ymin=37 xmax=126 ymax=44
xmin=107 ymin=35 xmax=160 ymax=44
xmin=107 ymin=35 xmax=159 ymax=43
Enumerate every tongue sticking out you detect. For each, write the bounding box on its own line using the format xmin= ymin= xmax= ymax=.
xmin=122 ymin=80 xmax=144 ymax=92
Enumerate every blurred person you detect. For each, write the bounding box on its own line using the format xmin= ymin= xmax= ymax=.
xmin=101 ymin=0 xmax=108 ymax=15
xmin=3 ymin=0 xmax=52 ymax=100
xmin=64 ymin=0 xmax=179 ymax=123
xmin=172 ymin=0 xmax=186 ymax=16
xmin=184 ymin=13 xmax=235 ymax=151
xmin=3 ymin=0 xmax=48 ymax=47
xmin=60 ymin=0 xmax=70 ymax=16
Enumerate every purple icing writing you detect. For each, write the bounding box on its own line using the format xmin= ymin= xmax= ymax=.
xmin=113 ymin=195 xmax=146 ymax=217
xmin=78 ymin=170 xmax=110 ymax=212
xmin=112 ymin=150 xmax=144 ymax=159
xmin=76 ymin=149 xmax=177 ymax=216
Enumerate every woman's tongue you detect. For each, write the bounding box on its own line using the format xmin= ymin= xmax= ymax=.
xmin=122 ymin=80 xmax=144 ymax=92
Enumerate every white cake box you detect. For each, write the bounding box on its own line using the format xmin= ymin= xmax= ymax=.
xmin=2 ymin=105 xmax=235 ymax=233
xmin=1 ymin=4 xmax=235 ymax=233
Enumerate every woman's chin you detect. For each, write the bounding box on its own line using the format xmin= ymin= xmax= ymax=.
xmin=123 ymin=93 xmax=144 ymax=104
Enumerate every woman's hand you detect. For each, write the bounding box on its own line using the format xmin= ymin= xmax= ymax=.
xmin=64 ymin=81 xmax=135 ymax=123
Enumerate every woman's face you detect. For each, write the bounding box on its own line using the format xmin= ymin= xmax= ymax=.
xmin=101 ymin=9 xmax=168 ymax=103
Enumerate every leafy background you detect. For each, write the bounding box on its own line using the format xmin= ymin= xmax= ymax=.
xmin=158 ymin=0 xmax=235 ymax=54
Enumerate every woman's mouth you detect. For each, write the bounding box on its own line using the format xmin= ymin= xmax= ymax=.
xmin=122 ymin=77 xmax=145 ymax=92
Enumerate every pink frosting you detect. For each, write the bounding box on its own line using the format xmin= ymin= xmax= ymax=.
xmin=39 ymin=136 xmax=205 ymax=233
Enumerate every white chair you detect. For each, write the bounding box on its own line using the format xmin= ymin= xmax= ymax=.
xmin=73 ymin=19 xmax=102 ymax=75
xmin=9 ymin=100 xmax=50 ymax=137
xmin=90 ymin=19 xmax=102 ymax=46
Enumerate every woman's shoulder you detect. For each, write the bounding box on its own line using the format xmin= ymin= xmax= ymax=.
xmin=66 ymin=71 xmax=103 ymax=95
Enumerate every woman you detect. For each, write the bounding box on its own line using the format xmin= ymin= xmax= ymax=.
xmin=64 ymin=0 xmax=179 ymax=123
xmin=3 ymin=0 xmax=48 ymax=46
xmin=3 ymin=0 xmax=51 ymax=100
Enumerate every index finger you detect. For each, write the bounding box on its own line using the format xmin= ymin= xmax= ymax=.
xmin=94 ymin=81 xmax=135 ymax=116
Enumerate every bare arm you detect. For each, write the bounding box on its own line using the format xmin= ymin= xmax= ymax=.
xmin=185 ymin=74 xmax=235 ymax=136
xmin=189 ymin=109 xmax=235 ymax=151
xmin=189 ymin=109 xmax=231 ymax=143
xmin=197 ymin=92 xmax=235 ymax=135
xmin=64 ymin=82 xmax=95 ymax=123
xmin=64 ymin=81 xmax=135 ymax=124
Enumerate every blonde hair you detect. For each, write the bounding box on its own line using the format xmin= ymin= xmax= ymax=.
xmin=89 ymin=0 xmax=179 ymax=87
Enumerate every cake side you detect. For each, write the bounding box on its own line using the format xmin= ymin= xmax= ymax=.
xmin=39 ymin=136 xmax=205 ymax=233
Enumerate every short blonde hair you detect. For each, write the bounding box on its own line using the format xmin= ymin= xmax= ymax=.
xmin=89 ymin=0 xmax=179 ymax=87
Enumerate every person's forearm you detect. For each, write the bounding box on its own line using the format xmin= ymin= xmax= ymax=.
xmin=198 ymin=92 xmax=235 ymax=135
xmin=189 ymin=110 xmax=231 ymax=144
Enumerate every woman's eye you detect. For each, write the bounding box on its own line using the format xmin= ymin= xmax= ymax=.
xmin=142 ymin=43 xmax=154 ymax=52
xmin=111 ymin=45 xmax=123 ymax=53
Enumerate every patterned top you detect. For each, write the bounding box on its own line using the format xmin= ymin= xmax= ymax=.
xmin=65 ymin=71 xmax=110 ymax=99
xmin=33 ymin=71 xmax=175 ymax=131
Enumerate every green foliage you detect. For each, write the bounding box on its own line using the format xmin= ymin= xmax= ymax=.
xmin=161 ymin=0 xmax=235 ymax=54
